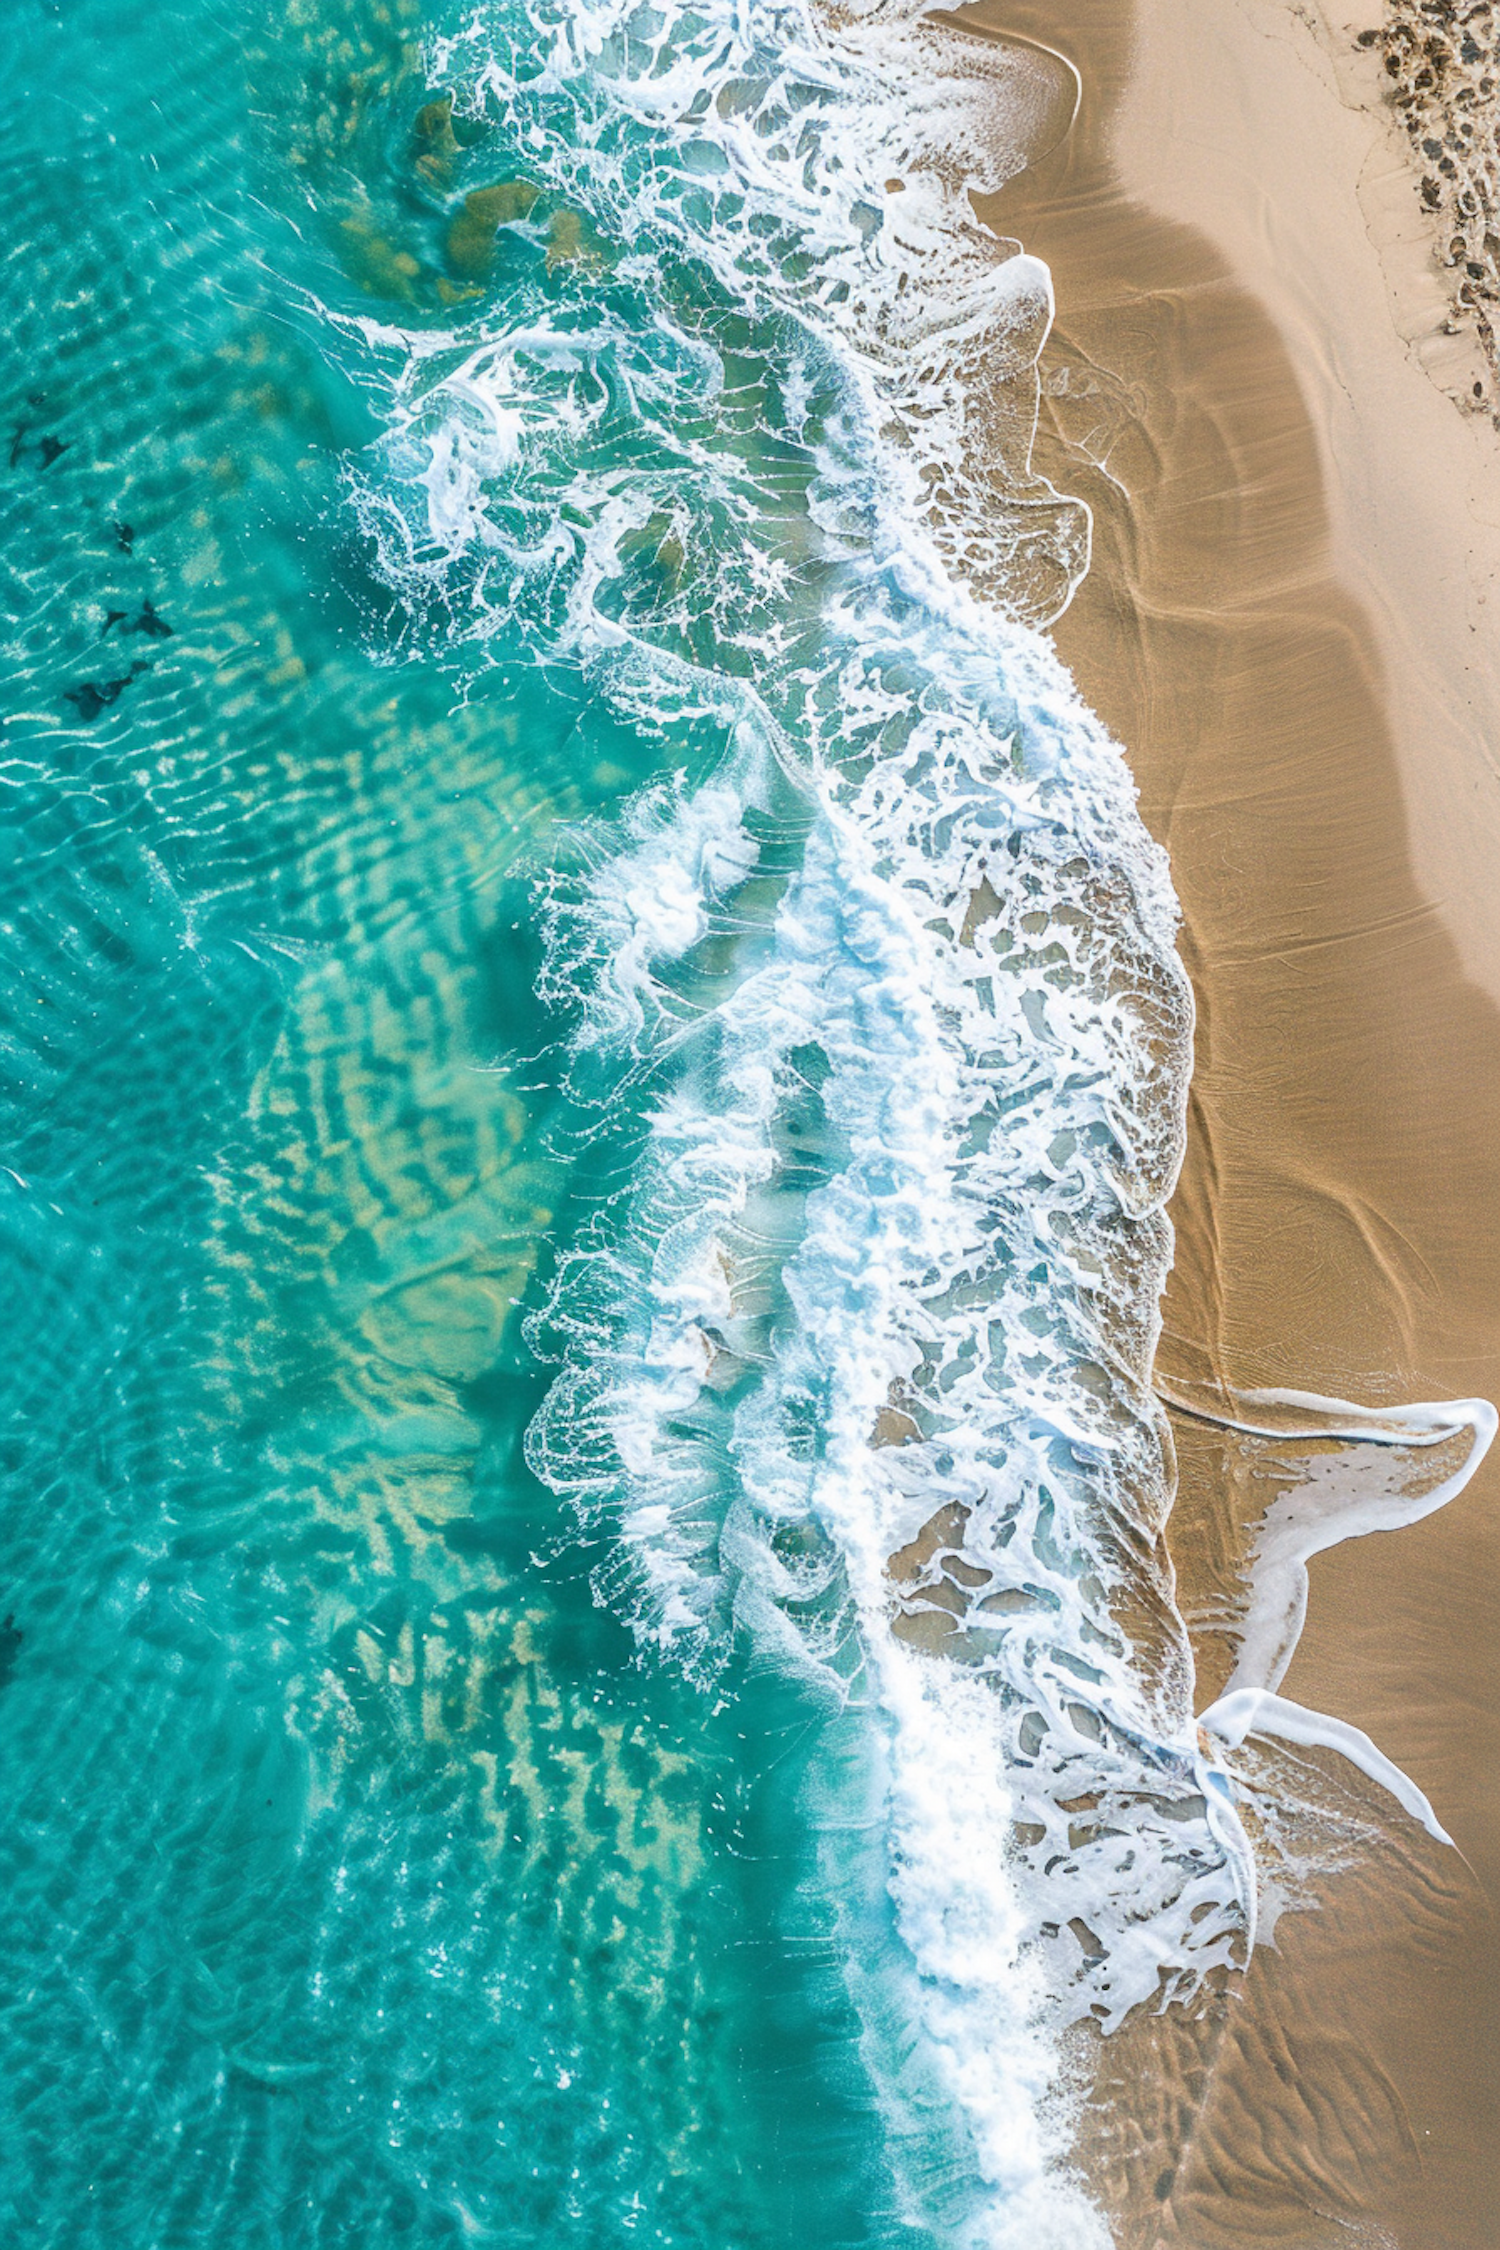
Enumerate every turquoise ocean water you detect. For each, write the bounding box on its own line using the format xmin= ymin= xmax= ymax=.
xmin=6 ymin=0 xmax=1488 ymax=2241
xmin=0 ymin=5 xmax=908 ymax=2240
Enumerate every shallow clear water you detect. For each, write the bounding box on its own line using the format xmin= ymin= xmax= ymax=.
xmin=0 ymin=4 xmax=896 ymax=2240
xmin=5 ymin=0 xmax=1487 ymax=2242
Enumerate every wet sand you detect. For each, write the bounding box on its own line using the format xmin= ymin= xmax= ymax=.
xmin=952 ymin=0 xmax=1500 ymax=2240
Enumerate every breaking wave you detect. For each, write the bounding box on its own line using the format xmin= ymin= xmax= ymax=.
xmin=312 ymin=0 xmax=1495 ymax=2239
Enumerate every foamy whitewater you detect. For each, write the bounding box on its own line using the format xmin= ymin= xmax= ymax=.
xmin=306 ymin=0 xmax=1494 ymax=2239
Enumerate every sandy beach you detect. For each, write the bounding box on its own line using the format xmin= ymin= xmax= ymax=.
xmin=951 ymin=0 xmax=1500 ymax=2239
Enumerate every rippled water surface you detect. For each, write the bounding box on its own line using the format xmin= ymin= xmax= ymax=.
xmin=0 ymin=4 xmax=905 ymax=2240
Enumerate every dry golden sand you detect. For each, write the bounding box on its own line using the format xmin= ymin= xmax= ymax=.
xmin=946 ymin=0 xmax=1500 ymax=2240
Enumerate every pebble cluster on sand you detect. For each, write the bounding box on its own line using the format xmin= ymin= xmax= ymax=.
xmin=1361 ymin=2 xmax=1500 ymax=411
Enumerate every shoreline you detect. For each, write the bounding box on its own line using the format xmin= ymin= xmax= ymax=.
xmin=955 ymin=0 xmax=1500 ymax=2239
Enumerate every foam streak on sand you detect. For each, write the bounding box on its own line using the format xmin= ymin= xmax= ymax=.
xmin=1164 ymin=1385 xmax=1497 ymax=1701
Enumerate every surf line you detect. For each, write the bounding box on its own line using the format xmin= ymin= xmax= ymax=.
xmin=1159 ymin=1378 xmax=1495 ymax=1848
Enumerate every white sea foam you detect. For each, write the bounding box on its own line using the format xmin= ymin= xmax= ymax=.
xmin=524 ymin=601 xmax=1206 ymax=2242
xmin=328 ymin=0 xmax=1494 ymax=2239
xmin=1165 ymin=1384 xmax=1497 ymax=1706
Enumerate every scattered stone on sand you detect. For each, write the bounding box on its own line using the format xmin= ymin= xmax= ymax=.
xmin=1361 ymin=2 xmax=1500 ymax=403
